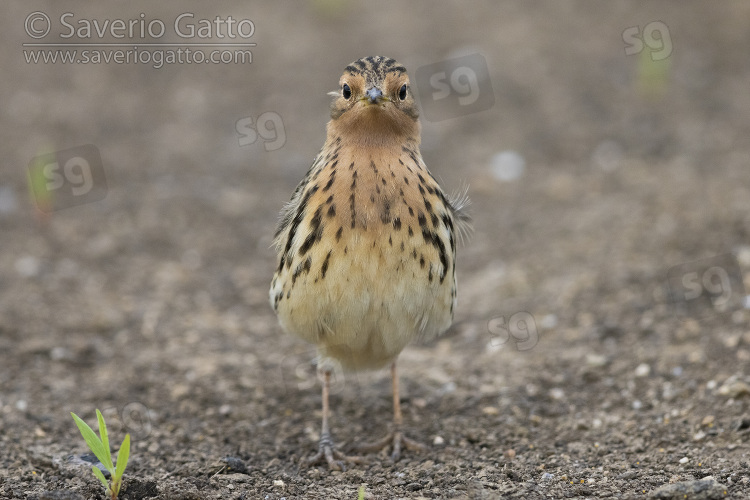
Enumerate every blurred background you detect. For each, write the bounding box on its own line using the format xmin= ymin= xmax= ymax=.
xmin=2 ymin=1 xmax=750 ymax=497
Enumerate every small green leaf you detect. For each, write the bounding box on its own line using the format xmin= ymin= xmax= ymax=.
xmin=96 ymin=409 xmax=114 ymax=472
xmin=71 ymin=412 xmax=110 ymax=469
xmin=91 ymin=465 xmax=109 ymax=490
xmin=114 ymin=434 xmax=130 ymax=481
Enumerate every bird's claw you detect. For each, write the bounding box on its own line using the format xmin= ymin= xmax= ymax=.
xmin=354 ymin=429 xmax=427 ymax=462
xmin=302 ymin=433 xmax=367 ymax=471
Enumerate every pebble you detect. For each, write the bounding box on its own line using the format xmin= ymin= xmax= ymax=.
xmin=649 ymin=478 xmax=727 ymax=499
xmin=540 ymin=314 xmax=558 ymax=329
xmin=482 ymin=406 xmax=499 ymax=416
xmin=586 ymin=354 xmax=608 ymax=367
xmin=490 ymin=151 xmax=525 ymax=182
xmin=679 ymin=457 xmax=689 ymax=464
xmin=549 ymin=388 xmax=565 ymax=400
xmin=433 ymin=436 xmax=445 ymax=446
xmin=592 ymin=140 xmax=624 ymax=172
xmin=718 ymin=380 xmax=750 ymax=398
xmin=15 ymin=256 xmax=41 ymax=278
xmin=635 ymin=363 xmax=651 ymax=378
xmin=0 ymin=186 xmax=18 ymax=214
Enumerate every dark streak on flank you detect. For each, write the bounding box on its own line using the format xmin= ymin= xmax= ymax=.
xmin=393 ymin=217 xmax=402 ymax=231
xmin=321 ymin=250 xmax=331 ymax=279
xmin=422 ymin=228 xmax=449 ymax=283
xmin=292 ymin=255 xmax=313 ymax=285
xmin=299 ymin=206 xmax=324 ymax=256
xmin=349 ymin=192 xmax=356 ymax=228
xmin=336 ymin=226 xmax=343 ymax=241
xmin=281 ymin=184 xmax=318 ymax=270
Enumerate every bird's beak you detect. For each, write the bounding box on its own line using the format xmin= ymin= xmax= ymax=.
xmin=363 ymin=86 xmax=388 ymax=105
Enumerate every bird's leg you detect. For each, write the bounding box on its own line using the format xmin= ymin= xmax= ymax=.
xmin=355 ymin=361 xmax=426 ymax=461
xmin=302 ymin=367 xmax=366 ymax=471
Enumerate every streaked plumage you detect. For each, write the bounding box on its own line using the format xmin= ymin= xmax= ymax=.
xmin=270 ymin=56 xmax=470 ymax=469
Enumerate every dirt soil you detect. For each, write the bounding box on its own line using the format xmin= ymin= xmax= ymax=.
xmin=2 ymin=2 xmax=750 ymax=499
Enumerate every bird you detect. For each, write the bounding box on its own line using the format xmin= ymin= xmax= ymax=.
xmin=269 ymin=55 xmax=470 ymax=470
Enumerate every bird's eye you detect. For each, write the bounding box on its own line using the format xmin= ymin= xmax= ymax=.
xmin=399 ymin=84 xmax=407 ymax=100
xmin=342 ymin=84 xmax=351 ymax=99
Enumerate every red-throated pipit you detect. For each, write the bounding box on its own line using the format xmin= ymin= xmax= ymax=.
xmin=270 ymin=56 xmax=470 ymax=470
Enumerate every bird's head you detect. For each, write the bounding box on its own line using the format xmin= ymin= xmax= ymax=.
xmin=328 ymin=56 xmax=420 ymax=145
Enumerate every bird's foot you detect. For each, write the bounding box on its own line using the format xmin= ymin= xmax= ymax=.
xmin=354 ymin=428 xmax=427 ymax=462
xmin=302 ymin=432 xmax=367 ymax=471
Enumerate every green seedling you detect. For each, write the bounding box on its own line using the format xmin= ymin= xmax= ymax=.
xmin=71 ymin=409 xmax=130 ymax=500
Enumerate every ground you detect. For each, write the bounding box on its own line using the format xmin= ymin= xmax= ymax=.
xmin=1 ymin=1 xmax=750 ymax=499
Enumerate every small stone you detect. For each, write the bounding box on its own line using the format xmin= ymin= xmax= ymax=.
xmin=632 ymin=400 xmax=643 ymax=410
xmin=490 ymin=151 xmax=525 ymax=182
xmin=15 ymin=256 xmax=40 ymax=277
xmin=635 ymin=363 xmax=651 ymax=378
xmin=273 ymin=479 xmax=285 ymax=487
xmin=433 ymin=435 xmax=445 ymax=446
xmin=592 ymin=140 xmax=624 ymax=172
xmin=649 ymin=478 xmax=727 ymax=499
xmin=701 ymin=415 xmax=715 ymax=427
xmin=482 ymin=406 xmax=499 ymax=416
xmin=693 ymin=431 xmax=706 ymax=441
xmin=541 ymin=472 xmax=555 ymax=481
xmin=679 ymin=457 xmax=689 ymax=464
xmin=0 ymin=186 xmax=18 ymax=214
xmin=718 ymin=380 xmax=750 ymax=398
xmin=549 ymin=388 xmax=565 ymax=400
xmin=504 ymin=449 xmax=516 ymax=461
xmin=586 ymin=354 xmax=608 ymax=367
xmin=540 ymin=314 xmax=558 ymax=329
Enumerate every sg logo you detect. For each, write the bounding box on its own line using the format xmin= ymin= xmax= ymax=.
xmin=28 ymin=144 xmax=107 ymax=212
xmin=622 ymin=21 xmax=673 ymax=61
xmin=667 ymin=254 xmax=745 ymax=320
xmin=236 ymin=111 xmax=286 ymax=151
xmin=415 ymin=53 xmax=495 ymax=122
xmin=488 ymin=312 xmax=538 ymax=351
